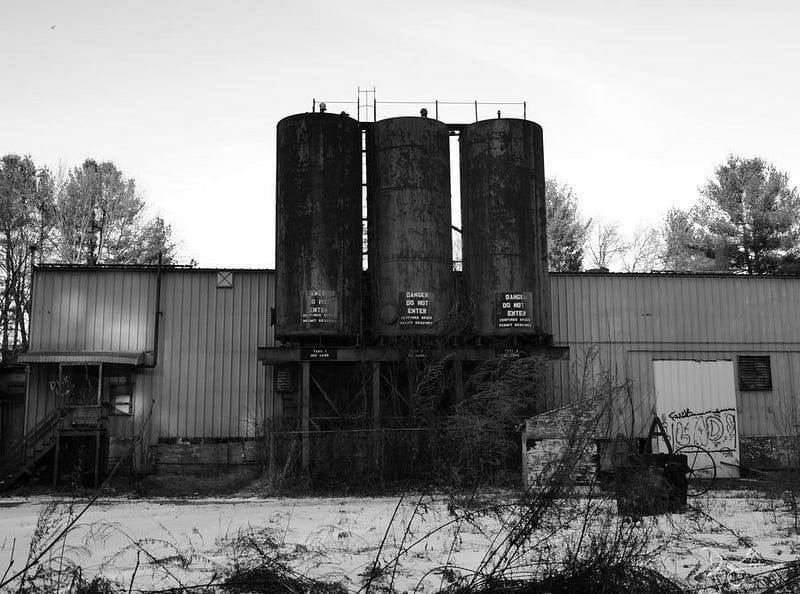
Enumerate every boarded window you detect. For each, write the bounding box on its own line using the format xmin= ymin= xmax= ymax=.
xmin=738 ymin=356 xmax=772 ymax=391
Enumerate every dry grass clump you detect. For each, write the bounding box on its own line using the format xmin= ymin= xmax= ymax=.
xmin=218 ymin=525 xmax=347 ymax=594
xmin=220 ymin=564 xmax=346 ymax=594
xmin=443 ymin=564 xmax=684 ymax=594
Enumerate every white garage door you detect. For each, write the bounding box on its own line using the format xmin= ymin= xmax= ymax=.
xmin=653 ymin=359 xmax=740 ymax=479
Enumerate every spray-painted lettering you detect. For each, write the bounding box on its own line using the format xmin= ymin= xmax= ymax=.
xmin=662 ymin=407 xmax=737 ymax=453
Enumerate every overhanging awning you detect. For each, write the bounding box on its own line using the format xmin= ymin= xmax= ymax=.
xmin=18 ymin=351 xmax=146 ymax=366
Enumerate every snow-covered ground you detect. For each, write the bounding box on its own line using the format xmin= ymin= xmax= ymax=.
xmin=1 ymin=489 xmax=798 ymax=592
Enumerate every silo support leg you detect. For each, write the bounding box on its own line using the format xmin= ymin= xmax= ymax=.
xmin=301 ymin=362 xmax=310 ymax=476
xmin=372 ymin=362 xmax=381 ymax=429
xmin=454 ymin=360 xmax=464 ymax=403
xmin=94 ymin=431 xmax=100 ymax=488
xmin=372 ymin=362 xmax=381 ymax=473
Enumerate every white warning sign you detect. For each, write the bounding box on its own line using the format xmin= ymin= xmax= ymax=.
xmin=302 ymin=289 xmax=338 ymax=327
xmin=496 ymin=292 xmax=533 ymax=329
xmin=399 ymin=291 xmax=434 ymax=328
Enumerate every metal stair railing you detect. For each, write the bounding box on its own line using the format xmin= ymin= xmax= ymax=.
xmin=0 ymin=407 xmax=63 ymax=489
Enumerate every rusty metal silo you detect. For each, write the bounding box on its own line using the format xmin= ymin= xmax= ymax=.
xmin=459 ymin=118 xmax=551 ymax=338
xmin=276 ymin=112 xmax=362 ymax=341
xmin=370 ymin=117 xmax=453 ymax=337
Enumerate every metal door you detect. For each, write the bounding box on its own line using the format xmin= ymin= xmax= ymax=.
xmin=653 ymin=359 xmax=740 ymax=478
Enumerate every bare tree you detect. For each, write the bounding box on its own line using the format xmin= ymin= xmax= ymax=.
xmin=622 ymin=225 xmax=664 ymax=272
xmin=1 ymin=155 xmax=178 ymax=360
xmin=586 ymin=219 xmax=627 ymax=270
xmin=53 ymin=159 xmax=175 ymax=265
xmin=0 ymin=155 xmax=55 ymax=359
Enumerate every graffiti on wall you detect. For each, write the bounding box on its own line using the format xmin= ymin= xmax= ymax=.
xmin=662 ymin=407 xmax=737 ymax=456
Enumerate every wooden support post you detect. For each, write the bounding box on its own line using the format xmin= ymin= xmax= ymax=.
xmin=94 ymin=431 xmax=101 ymax=488
xmin=97 ymin=362 xmax=103 ymax=406
xmin=96 ymin=363 xmax=103 ymax=488
xmin=267 ymin=365 xmax=277 ymax=481
xmin=301 ymin=362 xmax=310 ymax=475
xmin=454 ymin=359 xmax=464 ymax=403
xmin=372 ymin=361 xmax=381 ymax=429
xmin=52 ymin=365 xmax=63 ymax=488
xmin=52 ymin=434 xmax=60 ymax=488
xmin=371 ymin=361 xmax=381 ymax=473
xmin=57 ymin=364 xmax=63 ymax=409
xmin=407 ymin=362 xmax=417 ymax=404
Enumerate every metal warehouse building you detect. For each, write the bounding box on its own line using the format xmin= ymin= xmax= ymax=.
xmin=10 ymin=266 xmax=274 ymax=485
xmin=1 ymin=266 xmax=798 ymax=487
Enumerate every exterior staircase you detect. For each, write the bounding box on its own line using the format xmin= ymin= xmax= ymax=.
xmin=0 ymin=408 xmax=62 ymax=492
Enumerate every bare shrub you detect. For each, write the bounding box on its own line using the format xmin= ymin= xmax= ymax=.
xmin=358 ymin=360 xmax=689 ymax=594
xmin=218 ymin=525 xmax=346 ymax=594
xmin=436 ymin=355 xmax=547 ymax=486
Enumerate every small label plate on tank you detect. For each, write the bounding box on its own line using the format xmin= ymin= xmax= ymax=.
xmin=302 ymin=289 xmax=338 ymax=327
xmin=495 ymin=348 xmax=529 ymax=359
xmin=398 ymin=291 xmax=434 ymax=328
xmin=405 ymin=347 xmax=429 ymax=359
xmin=495 ymin=292 xmax=533 ymax=329
xmin=300 ymin=347 xmax=337 ymax=361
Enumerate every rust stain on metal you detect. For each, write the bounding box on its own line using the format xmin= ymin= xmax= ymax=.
xmin=276 ymin=113 xmax=362 ymax=340
xmin=370 ymin=117 xmax=453 ymax=336
xmin=460 ymin=118 xmax=551 ymax=337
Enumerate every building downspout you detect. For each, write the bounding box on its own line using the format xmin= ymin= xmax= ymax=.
xmin=137 ymin=254 xmax=162 ymax=474
xmin=22 ymin=260 xmax=36 ymax=450
xmin=141 ymin=253 xmax=162 ymax=369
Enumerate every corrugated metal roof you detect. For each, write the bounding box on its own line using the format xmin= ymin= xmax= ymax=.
xmin=18 ymin=351 xmax=145 ymax=365
xmin=34 ymin=264 xmax=274 ymax=273
xmin=552 ymin=271 xmax=800 ymax=279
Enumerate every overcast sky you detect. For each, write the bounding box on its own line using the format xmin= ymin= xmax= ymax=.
xmin=3 ymin=0 xmax=800 ymax=268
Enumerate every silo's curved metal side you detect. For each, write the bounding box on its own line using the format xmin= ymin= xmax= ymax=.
xmin=459 ymin=118 xmax=551 ymax=338
xmin=370 ymin=117 xmax=453 ymax=337
xmin=276 ymin=112 xmax=362 ymax=341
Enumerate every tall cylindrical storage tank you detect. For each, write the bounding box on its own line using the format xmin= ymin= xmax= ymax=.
xmin=459 ymin=118 xmax=551 ymax=338
xmin=275 ymin=113 xmax=362 ymax=340
xmin=370 ymin=117 xmax=453 ymax=337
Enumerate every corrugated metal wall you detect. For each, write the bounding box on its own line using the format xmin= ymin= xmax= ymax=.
xmin=551 ymin=274 xmax=800 ymax=345
xmin=29 ymin=269 xmax=158 ymax=352
xmin=550 ymin=273 xmax=800 ymax=437
xmin=25 ymin=269 xmax=800 ymax=449
xmin=138 ymin=270 xmax=274 ymax=440
xmin=26 ymin=269 xmax=275 ymax=447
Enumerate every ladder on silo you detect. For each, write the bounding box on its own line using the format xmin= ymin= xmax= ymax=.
xmin=358 ymin=86 xmax=376 ymax=341
xmin=357 ymin=86 xmax=376 ymax=124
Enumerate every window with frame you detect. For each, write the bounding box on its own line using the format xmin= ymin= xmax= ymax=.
xmin=58 ymin=364 xmax=100 ymax=406
xmin=105 ymin=367 xmax=134 ymax=416
xmin=50 ymin=364 xmax=135 ymax=416
xmin=738 ymin=355 xmax=772 ymax=391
